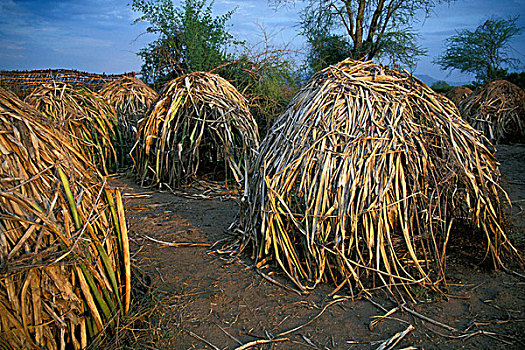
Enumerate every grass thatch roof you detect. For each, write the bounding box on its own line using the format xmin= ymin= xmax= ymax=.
xmin=25 ymin=82 xmax=121 ymax=174
xmin=100 ymin=76 xmax=158 ymax=153
xmin=459 ymin=80 xmax=525 ymax=144
xmin=446 ymin=86 xmax=473 ymax=106
xmin=0 ymin=87 xmax=131 ymax=349
xmin=235 ymin=59 xmax=519 ymax=298
xmin=133 ymin=72 xmax=260 ymax=189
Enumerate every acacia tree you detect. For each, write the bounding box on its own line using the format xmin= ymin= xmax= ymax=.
xmin=435 ymin=16 xmax=522 ymax=83
xmin=131 ymin=0 xmax=235 ymax=86
xmin=276 ymin=0 xmax=448 ymax=72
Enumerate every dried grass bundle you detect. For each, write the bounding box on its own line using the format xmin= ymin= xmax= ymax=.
xmin=134 ymin=72 xmax=259 ymax=188
xmin=459 ymin=80 xmax=525 ymax=143
xmin=26 ymin=82 xmax=121 ymax=174
xmin=0 ymin=87 xmax=131 ymax=349
xmin=100 ymin=76 xmax=158 ymax=153
xmin=446 ymin=86 xmax=472 ymax=106
xmin=236 ymin=59 xmax=518 ymax=297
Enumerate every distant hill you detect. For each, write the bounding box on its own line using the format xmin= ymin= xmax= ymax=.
xmin=414 ymin=74 xmax=470 ymax=87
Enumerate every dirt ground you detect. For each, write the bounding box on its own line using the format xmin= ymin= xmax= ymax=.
xmin=108 ymin=144 xmax=525 ymax=350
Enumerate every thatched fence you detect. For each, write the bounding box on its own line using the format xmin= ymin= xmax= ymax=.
xmin=0 ymin=69 xmax=135 ymax=97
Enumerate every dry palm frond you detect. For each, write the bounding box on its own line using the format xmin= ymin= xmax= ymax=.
xmin=459 ymin=80 xmax=525 ymax=143
xmin=0 ymin=87 xmax=131 ymax=349
xmin=133 ymin=72 xmax=259 ymax=189
xmin=26 ymin=82 xmax=121 ymax=174
xmin=446 ymin=86 xmax=472 ymax=106
xmin=235 ymin=59 xmax=518 ymax=298
xmin=100 ymin=76 xmax=158 ymax=155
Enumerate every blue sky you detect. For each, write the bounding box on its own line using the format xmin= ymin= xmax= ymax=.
xmin=0 ymin=0 xmax=524 ymax=84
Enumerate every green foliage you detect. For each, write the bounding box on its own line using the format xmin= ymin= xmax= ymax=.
xmin=431 ymin=80 xmax=453 ymax=93
xmin=287 ymin=0 xmax=440 ymax=75
xmin=219 ymin=46 xmax=300 ymax=135
xmin=132 ymin=1 xmax=299 ymax=134
xmin=131 ymin=0 xmax=236 ymax=87
xmin=505 ymin=71 xmax=525 ymax=90
xmin=299 ymin=4 xmax=351 ymax=74
xmin=435 ymin=16 xmax=522 ymax=84
xmin=377 ymin=29 xmax=427 ymax=70
xmin=301 ymin=27 xmax=352 ymax=74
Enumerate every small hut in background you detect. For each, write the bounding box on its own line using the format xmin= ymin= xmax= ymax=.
xmin=100 ymin=76 xmax=158 ymax=156
xmin=459 ymin=80 xmax=525 ymax=143
xmin=26 ymin=82 xmax=121 ymax=174
xmin=446 ymin=85 xmax=472 ymax=106
xmin=0 ymin=87 xmax=131 ymax=349
xmin=236 ymin=59 xmax=517 ymax=297
xmin=133 ymin=72 xmax=260 ymax=189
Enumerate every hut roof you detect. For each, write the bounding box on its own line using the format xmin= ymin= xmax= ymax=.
xmin=26 ymin=82 xmax=121 ymax=174
xmin=100 ymin=76 xmax=158 ymax=157
xmin=0 ymin=87 xmax=130 ymax=348
xmin=446 ymin=85 xmax=473 ymax=106
xmin=99 ymin=75 xmax=158 ymax=123
xmin=459 ymin=80 xmax=525 ymax=143
xmin=236 ymin=59 xmax=518 ymax=297
xmin=134 ymin=71 xmax=260 ymax=189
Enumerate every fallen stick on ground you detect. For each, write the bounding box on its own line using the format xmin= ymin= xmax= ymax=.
xmin=370 ymin=306 xmax=400 ymax=330
xmin=141 ymin=234 xmax=211 ymax=247
xmin=376 ymin=324 xmax=415 ymax=350
xmin=277 ymin=297 xmax=350 ymax=337
xmin=254 ymin=268 xmax=305 ymax=296
xmin=184 ymin=329 xmax=221 ymax=350
xmin=216 ymin=324 xmax=242 ymax=345
xmin=401 ymin=305 xmax=458 ymax=332
xmin=233 ymin=337 xmax=289 ymax=350
xmin=365 ymin=296 xmax=389 ymax=313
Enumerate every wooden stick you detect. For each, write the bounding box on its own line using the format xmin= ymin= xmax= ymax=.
xmin=277 ymin=297 xmax=349 ymax=337
xmin=376 ymin=324 xmax=415 ymax=350
xmin=185 ymin=329 xmax=221 ymax=350
xmin=141 ymin=234 xmax=211 ymax=247
xmin=233 ymin=337 xmax=289 ymax=350
xmin=400 ymin=305 xmax=458 ymax=332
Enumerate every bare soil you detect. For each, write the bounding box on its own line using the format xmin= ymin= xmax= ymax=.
xmin=109 ymin=144 xmax=525 ymax=350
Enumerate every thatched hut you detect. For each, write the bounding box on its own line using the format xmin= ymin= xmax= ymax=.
xmin=446 ymin=86 xmax=472 ymax=106
xmin=236 ymin=59 xmax=517 ymax=297
xmin=459 ymin=80 xmax=525 ymax=143
xmin=100 ymin=76 xmax=158 ymax=155
xmin=26 ymin=82 xmax=121 ymax=174
xmin=134 ymin=72 xmax=260 ymax=189
xmin=0 ymin=87 xmax=131 ymax=349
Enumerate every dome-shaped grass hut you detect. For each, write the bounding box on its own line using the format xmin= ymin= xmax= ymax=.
xmin=446 ymin=85 xmax=472 ymax=106
xmin=236 ymin=59 xmax=518 ymax=297
xmin=26 ymin=82 xmax=121 ymax=174
xmin=459 ymin=80 xmax=525 ymax=143
xmin=100 ymin=76 xmax=158 ymax=156
xmin=134 ymin=72 xmax=260 ymax=189
xmin=0 ymin=87 xmax=131 ymax=349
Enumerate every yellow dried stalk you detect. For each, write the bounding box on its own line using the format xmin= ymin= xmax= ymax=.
xmin=133 ymin=72 xmax=259 ymax=188
xmin=236 ymin=59 xmax=520 ymax=298
xmin=100 ymin=76 xmax=158 ymax=155
xmin=25 ymin=82 xmax=121 ymax=174
xmin=0 ymin=87 xmax=131 ymax=349
xmin=459 ymin=80 xmax=525 ymax=144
